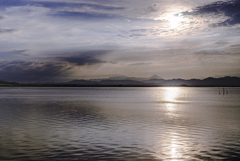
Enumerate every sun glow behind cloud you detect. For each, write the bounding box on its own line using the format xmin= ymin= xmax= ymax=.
xmin=155 ymin=12 xmax=187 ymax=30
xmin=168 ymin=13 xmax=186 ymax=29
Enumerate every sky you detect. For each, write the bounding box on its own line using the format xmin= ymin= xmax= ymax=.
xmin=0 ymin=0 xmax=240 ymax=82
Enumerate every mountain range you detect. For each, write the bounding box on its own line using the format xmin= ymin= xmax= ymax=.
xmin=1 ymin=75 xmax=240 ymax=87
xmin=67 ymin=75 xmax=240 ymax=87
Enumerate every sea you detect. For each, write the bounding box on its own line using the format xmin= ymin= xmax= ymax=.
xmin=0 ymin=87 xmax=240 ymax=161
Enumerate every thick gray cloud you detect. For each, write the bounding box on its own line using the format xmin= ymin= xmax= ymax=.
xmin=56 ymin=50 xmax=110 ymax=65
xmin=183 ymin=0 xmax=240 ymax=27
xmin=0 ymin=50 xmax=112 ymax=81
xmin=0 ymin=60 xmax=71 ymax=82
xmin=0 ymin=50 xmax=115 ymax=82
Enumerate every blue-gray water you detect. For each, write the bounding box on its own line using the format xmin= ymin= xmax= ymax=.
xmin=0 ymin=87 xmax=240 ymax=161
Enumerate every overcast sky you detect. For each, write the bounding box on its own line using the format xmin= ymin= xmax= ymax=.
xmin=0 ymin=0 xmax=240 ymax=82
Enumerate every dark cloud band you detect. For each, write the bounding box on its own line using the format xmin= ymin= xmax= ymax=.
xmin=56 ymin=50 xmax=110 ymax=65
xmin=183 ymin=0 xmax=240 ymax=27
xmin=0 ymin=60 xmax=71 ymax=82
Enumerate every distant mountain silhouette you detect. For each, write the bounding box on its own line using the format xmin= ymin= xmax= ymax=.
xmin=64 ymin=76 xmax=240 ymax=86
xmin=104 ymin=74 xmax=162 ymax=81
xmin=149 ymin=74 xmax=162 ymax=79
xmin=1 ymin=76 xmax=240 ymax=87
xmin=68 ymin=80 xmax=95 ymax=85
xmin=98 ymin=80 xmax=145 ymax=86
xmin=143 ymin=78 xmax=165 ymax=85
xmin=0 ymin=79 xmax=7 ymax=84
xmin=0 ymin=79 xmax=18 ymax=86
xmin=106 ymin=75 xmax=129 ymax=80
xmin=159 ymin=76 xmax=240 ymax=86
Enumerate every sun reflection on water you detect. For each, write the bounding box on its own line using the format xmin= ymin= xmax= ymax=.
xmin=155 ymin=131 xmax=186 ymax=161
xmin=165 ymin=88 xmax=184 ymax=160
xmin=154 ymin=87 xmax=187 ymax=160
xmin=168 ymin=132 xmax=184 ymax=161
xmin=164 ymin=87 xmax=180 ymax=113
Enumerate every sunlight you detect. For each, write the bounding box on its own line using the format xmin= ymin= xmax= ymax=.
xmin=154 ymin=131 xmax=185 ymax=161
xmin=164 ymin=87 xmax=179 ymax=102
xmin=164 ymin=87 xmax=179 ymax=112
xmin=169 ymin=132 xmax=183 ymax=161
xmin=155 ymin=12 xmax=186 ymax=30
xmin=166 ymin=13 xmax=184 ymax=29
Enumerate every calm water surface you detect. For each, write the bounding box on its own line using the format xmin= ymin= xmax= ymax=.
xmin=0 ymin=87 xmax=240 ymax=161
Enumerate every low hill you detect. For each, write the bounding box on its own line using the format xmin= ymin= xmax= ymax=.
xmin=98 ymin=80 xmax=145 ymax=86
xmin=68 ymin=80 xmax=96 ymax=85
xmin=0 ymin=79 xmax=18 ymax=86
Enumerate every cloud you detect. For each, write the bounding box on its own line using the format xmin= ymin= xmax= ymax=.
xmin=34 ymin=1 xmax=125 ymax=11
xmin=0 ymin=0 xmax=124 ymax=20
xmin=195 ymin=49 xmax=240 ymax=56
xmin=0 ymin=50 xmax=112 ymax=81
xmin=51 ymin=11 xmax=120 ymax=20
xmin=183 ymin=0 xmax=240 ymax=27
xmin=130 ymin=29 xmax=147 ymax=32
xmin=10 ymin=50 xmax=29 ymax=56
xmin=215 ymin=41 xmax=229 ymax=46
xmin=230 ymin=44 xmax=240 ymax=48
xmin=12 ymin=49 xmax=28 ymax=54
xmin=0 ymin=0 xmax=125 ymax=11
xmin=0 ymin=28 xmax=16 ymax=34
xmin=56 ymin=50 xmax=110 ymax=66
xmin=0 ymin=60 xmax=72 ymax=82
xmin=213 ymin=13 xmax=240 ymax=27
xmin=0 ymin=0 xmax=26 ymax=7
xmin=129 ymin=33 xmax=145 ymax=37
xmin=195 ymin=50 xmax=223 ymax=55
xmin=0 ymin=50 xmax=29 ymax=58
xmin=147 ymin=3 xmax=160 ymax=12
xmin=129 ymin=62 xmax=153 ymax=66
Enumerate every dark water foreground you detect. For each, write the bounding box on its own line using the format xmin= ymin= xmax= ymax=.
xmin=0 ymin=87 xmax=240 ymax=161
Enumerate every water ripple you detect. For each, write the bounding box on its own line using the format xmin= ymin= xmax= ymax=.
xmin=0 ymin=87 xmax=240 ymax=160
